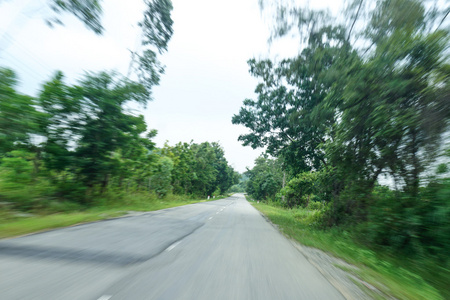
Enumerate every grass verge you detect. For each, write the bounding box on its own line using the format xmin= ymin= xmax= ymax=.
xmin=0 ymin=193 xmax=230 ymax=240
xmin=250 ymin=200 xmax=445 ymax=300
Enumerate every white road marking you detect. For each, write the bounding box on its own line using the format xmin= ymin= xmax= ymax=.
xmin=166 ymin=241 xmax=181 ymax=252
xmin=209 ymin=217 xmax=213 ymax=220
xmin=97 ymin=296 xmax=112 ymax=300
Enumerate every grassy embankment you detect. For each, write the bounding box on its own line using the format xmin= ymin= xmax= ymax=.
xmin=250 ymin=200 xmax=448 ymax=300
xmin=0 ymin=192 xmax=228 ymax=239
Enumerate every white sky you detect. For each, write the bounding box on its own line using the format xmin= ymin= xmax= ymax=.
xmin=0 ymin=0 xmax=343 ymax=173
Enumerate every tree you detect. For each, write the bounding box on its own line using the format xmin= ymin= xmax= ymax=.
xmin=0 ymin=68 xmax=40 ymax=155
xmin=232 ymin=24 xmax=351 ymax=176
xmin=150 ymin=155 xmax=173 ymax=197
xmin=163 ymin=141 xmax=237 ymax=197
xmin=327 ymin=0 xmax=450 ymax=195
xmin=3 ymin=0 xmax=174 ymax=95
xmin=38 ymin=71 xmax=151 ymax=192
xmin=236 ymin=0 xmax=449 ymax=225
xmin=245 ymin=155 xmax=283 ymax=201
xmin=47 ymin=0 xmax=104 ymax=34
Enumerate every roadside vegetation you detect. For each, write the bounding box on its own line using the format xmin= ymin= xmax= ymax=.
xmin=0 ymin=1 xmax=238 ymax=238
xmin=0 ymin=192 xmax=229 ymax=239
xmin=236 ymin=0 xmax=449 ymax=299
xmin=250 ymin=199 xmax=447 ymax=300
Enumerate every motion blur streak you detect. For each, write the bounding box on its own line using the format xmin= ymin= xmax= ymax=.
xmin=0 ymin=194 xmax=343 ymax=300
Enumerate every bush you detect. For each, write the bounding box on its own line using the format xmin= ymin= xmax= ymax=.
xmin=55 ymin=181 xmax=88 ymax=204
xmin=356 ymin=179 xmax=450 ymax=262
xmin=308 ymin=200 xmax=325 ymax=210
xmin=280 ymin=172 xmax=318 ymax=208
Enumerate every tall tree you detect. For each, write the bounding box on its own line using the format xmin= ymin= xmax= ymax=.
xmin=38 ymin=71 xmax=150 ymax=190
xmin=328 ymin=0 xmax=450 ymax=195
xmin=0 ymin=68 xmax=40 ymax=155
xmin=232 ymin=24 xmax=351 ymax=175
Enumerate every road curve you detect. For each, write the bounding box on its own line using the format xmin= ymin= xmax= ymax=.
xmin=0 ymin=194 xmax=344 ymax=300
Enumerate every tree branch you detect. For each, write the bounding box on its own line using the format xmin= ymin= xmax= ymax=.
xmin=347 ymin=0 xmax=364 ymax=42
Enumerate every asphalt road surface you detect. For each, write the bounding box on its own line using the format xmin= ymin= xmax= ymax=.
xmin=0 ymin=194 xmax=344 ymax=300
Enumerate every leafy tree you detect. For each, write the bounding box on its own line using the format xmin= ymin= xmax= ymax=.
xmin=228 ymin=172 xmax=245 ymax=193
xmin=38 ymin=71 xmax=151 ymax=194
xmin=150 ymin=155 xmax=173 ymax=197
xmin=327 ymin=0 xmax=450 ymax=196
xmin=0 ymin=68 xmax=41 ymax=155
xmin=237 ymin=0 xmax=449 ymax=229
xmin=232 ymin=24 xmax=352 ymax=175
xmin=280 ymin=171 xmax=319 ymax=208
xmin=38 ymin=71 xmax=81 ymax=174
xmin=211 ymin=142 xmax=237 ymax=194
xmin=0 ymin=150 xmax=34 ymax=185
xmin=4 ymin=0 xmax=174 ymax=95
xmin=133 ymin=0 xmax=174 ymax=95
xmin=47 ymin=0 xmax=104 ymax=34
xmin=163 ymin=142 xmax=196 ymax=194
xmin=163 ymin=141 xmax=237 ymax=197
xmin=245 ymin=155 xmax=283 ymax=201
xmin=72 ymin=72 xmax=149 ymax=188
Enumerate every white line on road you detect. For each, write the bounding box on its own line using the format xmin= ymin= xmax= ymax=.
xmin=208 ymin=217 xmax=213 ymax=220
xmin=166 ymin=241 xmax=181 ymax=252
xmin=97 ymin=296 xmax=112 ymax=300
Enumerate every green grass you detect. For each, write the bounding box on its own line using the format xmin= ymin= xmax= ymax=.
xmin=250 ymin=200 xmax=445 ymax=300
xmin=0 ymin=192 xmax=229 ymax=240
xmin=0 ymin=211 xmax=123 ymax=239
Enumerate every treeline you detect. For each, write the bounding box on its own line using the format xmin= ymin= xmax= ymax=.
xmin=0 ymin=68 xmax=238 ymax=210
xmin=235 ymin=0 xmax=449 ymax=260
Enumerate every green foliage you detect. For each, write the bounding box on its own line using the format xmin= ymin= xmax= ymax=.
xmin=360 ymin=179 xmax=450 ymax=262
xmin=37 ymin=71 xmax=151 ymax=192
xmin=228 ymin=173 xmax=246 ymax=193
xmin=0 ymin=68 xmax=41 ymax=154
xmin=0 ymin=68 xmax=237 ymax=212
xmin=252 ymin=201 xmax=446 ymax=300
xmin=49 ymin=0 xmax=104 ymax=34
xmin=150 ymin=156 xmax=174 ymax=198
xmin=280 ymin=172 xmax=318 ymax=208
xmin=40 ymin=0 xmax=174 ymax=96
xmin=245 ymin=155 xmax=283 ymax=201
xmin=164 ymin=141 xmax=236 ymax=197
xmin=0 ymin=151 xmax=56 ymax=210
xmin=239 ymin=3 xmax=450 ymax=297
xmin=238 ymin=0 xmax=449 ymax=224
xmin=0 ymin=151 xmax=34 ymax=184
xmin=227 ymin=184 xmax=245 ymax=193
xmin=0 ymin=1 xmax=240 ymax=216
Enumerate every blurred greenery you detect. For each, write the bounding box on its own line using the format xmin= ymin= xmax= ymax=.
xmin=0 ymin=68 xmax=238 ymax=220
xmin=239 ymin=0 xmax=449 ymax=298
xmin=251 ymin=200 xmax=446 ymax=300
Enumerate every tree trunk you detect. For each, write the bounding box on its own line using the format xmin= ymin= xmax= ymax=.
xmin=100 ymin=174 xmax=109 ymax=194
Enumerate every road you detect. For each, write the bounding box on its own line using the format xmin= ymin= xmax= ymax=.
xmin=0 ymin=194 xmax=344 ymax=300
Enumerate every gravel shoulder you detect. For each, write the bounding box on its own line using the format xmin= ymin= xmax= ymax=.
xmin=257 ymin=209 xmax=391 ymax=300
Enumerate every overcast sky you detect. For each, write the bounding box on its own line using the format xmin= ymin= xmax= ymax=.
xmin=0 ymin=0 xmax=343 ymax=173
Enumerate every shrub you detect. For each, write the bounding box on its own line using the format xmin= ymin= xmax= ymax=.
xmin=280 ymin=172 xmax=318 ymax=208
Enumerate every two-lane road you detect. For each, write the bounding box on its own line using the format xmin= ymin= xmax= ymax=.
xmin=0 ymin=194 xmax=344 ymax=299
